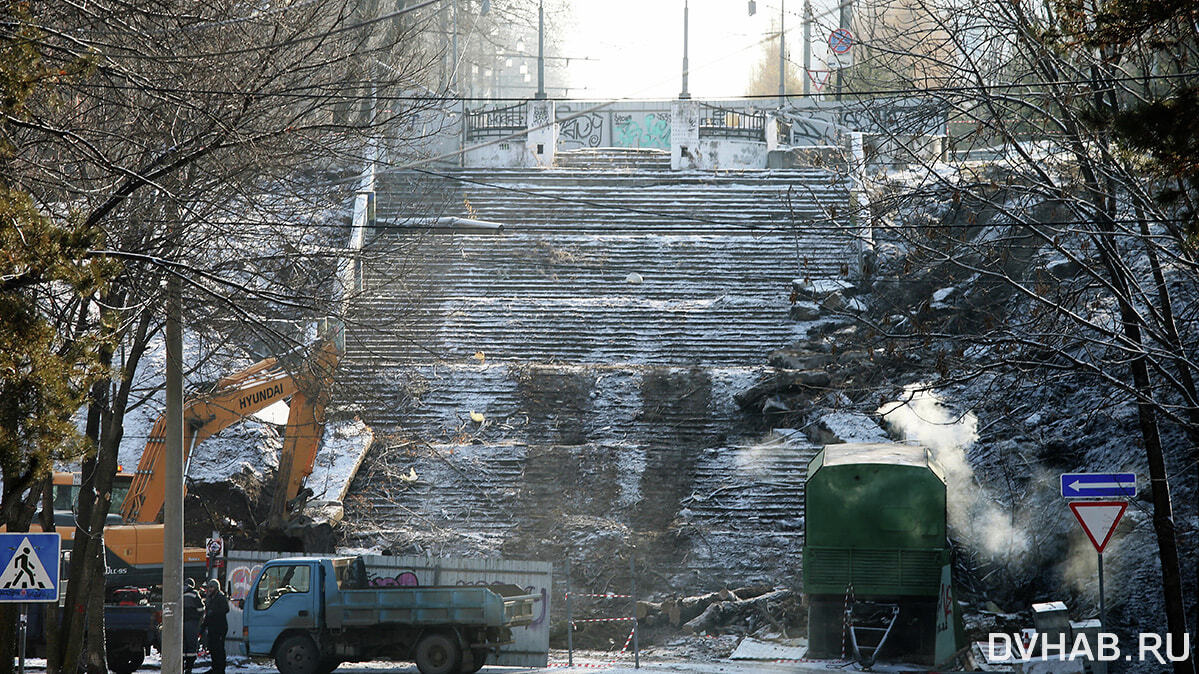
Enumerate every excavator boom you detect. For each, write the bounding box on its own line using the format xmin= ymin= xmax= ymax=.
xmin=121 ymin=338 xmax=340 ymax=525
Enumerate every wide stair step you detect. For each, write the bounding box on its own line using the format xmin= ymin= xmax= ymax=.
xmin=554 ymin=147 xmax=672 ymax=170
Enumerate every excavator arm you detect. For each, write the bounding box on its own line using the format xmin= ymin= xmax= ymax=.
xmin=121 ymin=338 xmax=341 ymax=525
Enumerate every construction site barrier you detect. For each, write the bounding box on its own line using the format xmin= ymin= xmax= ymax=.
xmin=562 ymin=555 xmax=640 ymax=669
xmin=549 ymin=626 xmax=636 ymax=669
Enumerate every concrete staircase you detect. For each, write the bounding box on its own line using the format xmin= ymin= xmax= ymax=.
xmin=341 ymin=161 xmax=856 ymax=590
xmin=554 ymin=147 xmax=671 ymax=170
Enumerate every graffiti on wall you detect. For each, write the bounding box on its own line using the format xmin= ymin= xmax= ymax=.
xmin=612 ymin=112 xmax=671 ymax=149
xmin=531 ymin=102 xmax=551 ymax=127
xmin=370 ymin=571 xmax=420 ymax=587
xmin=785 ymin=99 xmax=948 ymax=145
xmin=228 ymin=563 xmax=263 ymax=602
xmin=842 ymin=100 xmax=946 ymax=136
xmin=558 ymin=111 xmax=605 ymax=149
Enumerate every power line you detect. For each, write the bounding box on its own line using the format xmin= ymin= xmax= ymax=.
xmin=20 ymin=0 xmax=445 ymax=61
xmin=54 ymin=69 xmax=1198 ymax=105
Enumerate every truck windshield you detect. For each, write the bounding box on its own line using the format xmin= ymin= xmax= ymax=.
xmin=254 ymin=564 xmax=311 ymax=610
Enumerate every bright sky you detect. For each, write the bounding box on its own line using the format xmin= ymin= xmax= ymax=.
xmin=561 ymin=0 xmax=842 ymax=100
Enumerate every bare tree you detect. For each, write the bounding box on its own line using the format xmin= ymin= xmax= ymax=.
xmin=2 ymin=0 xmax=455 ymax=671
xmin=799 ymin=0 xmax=1198 ymax=668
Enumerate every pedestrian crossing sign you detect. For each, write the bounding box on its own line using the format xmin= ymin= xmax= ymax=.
xmin=0 ymin=533 xmax=60 ymax=602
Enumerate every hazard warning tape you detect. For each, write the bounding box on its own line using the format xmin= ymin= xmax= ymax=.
xmin=767 ymin=658 xmax=853 ymax=665
xmin=567 ymin=592 xmax=632 ymax=599
xmin=570 ymin=616 xmax=635 ymax=624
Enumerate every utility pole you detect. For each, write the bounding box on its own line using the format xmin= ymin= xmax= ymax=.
xmin=803 ymin=0 xmax=811 ymax=96
xmin=680 ymin=0 xmax=690 ymax=99
xmin=835 ymin=0 xmax=849 ymax=101
xmin=535 ymin=0 xmax=546 ymax=99
xmin=162 ymin=203 xmax=184 ymax=674
xmin=778 ymin=0 xmax=786 ymax=107
xmin=451 ymin=0 xmax=459 ymax=92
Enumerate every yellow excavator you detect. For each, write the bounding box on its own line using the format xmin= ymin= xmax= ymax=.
xmin=123 ymin=334 xmax=340 ymax=527
xmin=123 ymin=330 xmax=343 ymax=537
xmin=25 ymin=330 xmax=344 ymax=674
xmin=42 ymin=327 xmax=343 ymax=582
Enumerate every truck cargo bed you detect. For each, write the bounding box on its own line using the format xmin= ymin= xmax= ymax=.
xmin=330 ymin=585 xmax=539 ymax=629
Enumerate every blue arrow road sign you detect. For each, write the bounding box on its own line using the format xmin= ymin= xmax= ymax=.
xmin=0 ymin=532 xmax=60 ymax=602
xmin=1060 ymin=473 xmax=1136 ymax=498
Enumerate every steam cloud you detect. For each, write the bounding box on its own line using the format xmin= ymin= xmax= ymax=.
xmin=877 ymin=384 xmax=1029 ymax=560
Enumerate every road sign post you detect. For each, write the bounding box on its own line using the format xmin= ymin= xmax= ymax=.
xmin=18 ymin=604 xmax=26 ymax=674
xmin=1067 ymin=500 xmax=1127 ymax=633
xmin=0 ymin=532 xmax=62 ymax=674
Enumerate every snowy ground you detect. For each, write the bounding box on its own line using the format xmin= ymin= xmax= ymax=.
xmin=21 ymin=640 xmax=941 ymax=674
xmin=17 ymin=651 xmax=928 ymax=674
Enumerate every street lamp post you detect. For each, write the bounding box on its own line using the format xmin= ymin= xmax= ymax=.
xmin=748 ymin=0 xmax=786 ymax=105
xmin=680 ymin=0 xmax=690 ymax=99
xmin=803 ymin=0 xmax=811 ymax=96
xmin=451 ymin=0 xmax=458 ymax=91
xmin=778 ymin=0 xmax=785 ymax=107
xmin=836 ymin=0 xmax=850 ymax=100
xmin=535 ymin=0 xmax=546 ymax=99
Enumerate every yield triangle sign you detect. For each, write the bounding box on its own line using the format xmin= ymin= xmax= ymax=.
xmin=0 ymin=536 xmax=54 ymax=590
xmin=1069 ymin=501 xmax=1127 ymax=553
xmin=808 ymin=69 xmax=831 ymax=92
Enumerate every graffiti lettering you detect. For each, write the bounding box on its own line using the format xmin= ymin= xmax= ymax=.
xmin=613 ymin=112 xmax=670 ymax=149
xmin=228 ymin=563 xmax=263 ymax=601
xmin=531 ymin=102 xmax=551 ymax=127
xmin=370 ymin=571 xmax=420 ymax=587
xmin=558 ymin=112 xmax=605 ymax=149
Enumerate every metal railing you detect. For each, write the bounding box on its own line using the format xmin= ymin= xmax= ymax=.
xmin=698 ymin=103 xmax=766 ymax=141
xmin=464 ymin=101 xmax=527 ymax=141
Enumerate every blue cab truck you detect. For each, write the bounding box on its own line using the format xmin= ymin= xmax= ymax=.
xmin=242 ymin=556 xmax=541 ymax=674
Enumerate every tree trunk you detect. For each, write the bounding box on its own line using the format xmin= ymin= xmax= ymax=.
xmin=56 ymin=303 xmax=152 ymax=674
xmin=56 ymin=363 xmax=109 ymax=674
xmin=1126 ymin=374 xmax=1194 ymax=674
xmin=1110 ymin=283 xmax=1195 ymax=674
xmin=39 ymin=477 xmax=61 ymax=674
xmin=86 ymin=543 xmax=108 ymax=674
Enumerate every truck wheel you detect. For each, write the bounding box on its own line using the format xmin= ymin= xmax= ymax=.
xmin=459 ymin=648 xmax=487 ymax=673
xmin=275 ymin=634 xmax=320 ymax=674
xmin=317 ymin=658 xmax=341 ymax=674
xmin=414 ymin=633 xmax=461 ymax=674
xmin=106 ymin=645 xmax=145 ymax=674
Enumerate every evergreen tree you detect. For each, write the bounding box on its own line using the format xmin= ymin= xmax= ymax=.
xmin=0 ymin=3 xmax=112 ymax=671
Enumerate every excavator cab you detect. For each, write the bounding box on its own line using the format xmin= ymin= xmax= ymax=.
xmin=50 ymin=471 xmax=130 ymax=525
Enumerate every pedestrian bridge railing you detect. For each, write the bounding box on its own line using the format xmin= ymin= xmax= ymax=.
xmin=465 ymin=101 xmax=527 ymax=141
xmin=698 ymin=102 xmax=766 ymax=141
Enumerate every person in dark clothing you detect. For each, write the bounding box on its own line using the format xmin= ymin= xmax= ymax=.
xmin=183 ymin=579 xmax=205 ymax=674
xmin=201 ymin=579 xmax=230 ymax=674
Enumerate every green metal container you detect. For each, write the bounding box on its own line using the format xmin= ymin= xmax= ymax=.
xmin=803 ymin=443 xmax=949 ymax=597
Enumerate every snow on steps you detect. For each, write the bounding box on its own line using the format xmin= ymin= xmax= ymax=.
xmin=377 ymin=167 xmax=852 ymax=231
xmin=343 ymin=434 xmax=817 ymax=585
xmin=342 ymin=164 xmax=853 ymax=589
xmin=553 ymin=147 xmax=672 ymax=170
